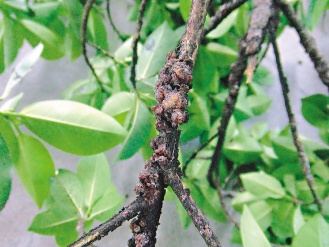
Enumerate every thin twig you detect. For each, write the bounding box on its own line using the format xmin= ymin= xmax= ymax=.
xmin=106 ymin=0 xmax=125 ymax=41
xmin=130 ymin=0 xmax=149 ymax=89
xmin=87 ymin=41 xmax=128 ymax=66
xmin=69 ymin=199 xmax=143 ymax=247
xmin=275 ymin=0 xmax=329 ymax=89
xmin=268 ymin=15 xmax=323 ymax=212
xmin=201 ymin=0 xmax=247 ymax=41
xmin=81 ymin=0 xmax=106 ymax=91
xmin=182 ymin=132 xmax=219 ymax=175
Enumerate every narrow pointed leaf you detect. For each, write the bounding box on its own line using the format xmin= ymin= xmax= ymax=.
xmin=20 ymin=100 xmax=126 ymax=155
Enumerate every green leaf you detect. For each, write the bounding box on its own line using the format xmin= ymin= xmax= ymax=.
xmin=241 ymin=171 xmax=286 ymax=199
xmin=207 ymin=9 xmax=238 ymax=38
xmin=28 ymin=209 xmax=78 ymax=247
xmin=207 ymin=42 xmax=238 ymax=68
xmin=231 ymin=191 xmax=259 ymax=212
xmin=319 ymin=127 xmax=329 ymax=146
xmin=89 ymin=187 xmax=123 ymax=222
xmin=272 ymin=136 xmax=298 ymax=163
xmin=136 ymin=22 xmax=178 ymax=80
xmin=302 ymin=94 xmax=329 ymax=128
xmin=20 ymin=100 xmax=126 ymax=155
xmin=13 ymin=132 xmax=55 ymax=208
xmin=306 ymin=0 xmax=329 ymax=29
xmin=248 ymin=201 xmax=272 ymax=231
xmin=0 ymin=93 xmax=23 ymax=112
xmin=179 ymin=0 xmax=192 ymax=21
xmin=0 ymin=44 xmax=43 ymax=100
xmin=223 ymin=125 xmax=262 ymax=164
xmin=284 ymin=174 xmax=297 ymax=197
xmin=20 ymin=19 xmax=64 ymax=60
xmin=240 ymin=205 xmax=271 ymax=247
xmin=88 ymin=9 xmax=108 ymax=51
xmin=181 ymin=92 xmax=210 ymax=142
xmin=293 ymin=206 xmax=305 ymax=234
xmin=50 ymin=169 xmax=85 ymax=217
xmin=296 ymin=180 xmax=327 ymax=203
xmin=247 ymin=94 xmax=272 ymax=116
xmin=0 ymin=132 xmax=12 ymax=211
xmin=0 ymin=116 xmax=18 ymax=157
xmin=116 ymin=99 xmax=150 ymax=160
xmin=312 ymin=161 xmax=329 ymax=182
xmin=101 ymin=92 xmax=136 ymax=126
xmin=292 ymin=214 xmax=329 ymax=247
xmin=192 ymin=46 xmax=218 ymax=96
xmin=114 ymin=36 xmax=142 ymax=63
xmin=76 ymin=153 xmax=112 ymax=213
xmin=271 ymin=201 xmax=296 ymax=239
xmin=1 ymin=15 xmax=24 ymax=73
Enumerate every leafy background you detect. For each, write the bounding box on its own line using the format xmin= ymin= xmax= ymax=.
xmin=0 ymin=0 xmax=328 ymax=246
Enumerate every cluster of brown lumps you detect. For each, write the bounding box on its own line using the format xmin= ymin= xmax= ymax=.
xmin=152 ymin=51 xmax=193 ymax=128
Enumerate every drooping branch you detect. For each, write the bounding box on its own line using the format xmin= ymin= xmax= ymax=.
xmin=201 ymin=0 xmax=247 ymax=41
xmin=69 ymin=199 xmax=143 ymax=247
xmin=206 ymin=0 xmax=274 ymax=227
xmin=106 ymin=0 xmax=125 ymax=41
xmin=268 ymin=14 xmax=323 ymax=212
xmin=130 ymin=0 xmax=149 ymax=89
xmin=275 ymin=0 xmax=329 ymax=89
xmin=81 ymin=0 xmax=105 ymax=91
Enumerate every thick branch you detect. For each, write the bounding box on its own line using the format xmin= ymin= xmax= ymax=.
xmin=275 ymin=0 xmax=329 ymax=89
xmin=130 ymin=0 xmax=149 ymax=89
xmin=68 ymin=199 xmax=143 ymax=247
xmin=268 ymin=15 xmax=323 ymax=212
xmin=202 ymin=0 xmax=247 ymax=41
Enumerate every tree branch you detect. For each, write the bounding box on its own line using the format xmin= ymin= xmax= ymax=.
xmin=275 ymin=0 xmax=329 ymax=89
xmin=106 ymin=0 xmax=126 ymax=41
xmin=207 ymin=0 xmax=273 ymax=227
xmin=130 ymin=0 xmax=149 ymax=90
xmin=68 ymin=199 xmax=143 ymax=247
xmin=81 ymin=0 xmax=106 ymax=92
xmin=201 ymin=0 xmax=247 ymax=41
xmin=268 ymin=13 xmax=323 ymax=212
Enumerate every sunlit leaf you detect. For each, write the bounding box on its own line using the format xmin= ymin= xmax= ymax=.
xmin=207 ymin=9 xmax=238 ymax=38
xmin=20 ymin=100 xmax=126 ymax=155
xmin=241 ymin=171 xmax=285 ymax=199
xmin=240 ymin=205 xmax=271 ymax=247
xmin=292 ymin=214 xmax=329 ymax=247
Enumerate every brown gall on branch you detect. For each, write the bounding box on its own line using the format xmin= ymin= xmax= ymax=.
xmin=81 ymin=0 xmax=107 ymax=93
xmin=268 ymin=13 xmax=323 ymax=213
xmin=201 ymin=0 xmax=247 ymax=42
xmin=207 ymin=0 xmax=274 ymax=227
xmin=68 ymin=199 xmax=143 ymax=247
xmin=130 ymin=0 xmax=149 ymax=90
xmin=274 ymin=0 xmax=329 ymax=89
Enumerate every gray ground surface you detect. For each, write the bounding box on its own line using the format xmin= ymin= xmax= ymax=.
xmin=0 ymin=2 xmax=328 ymax=246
